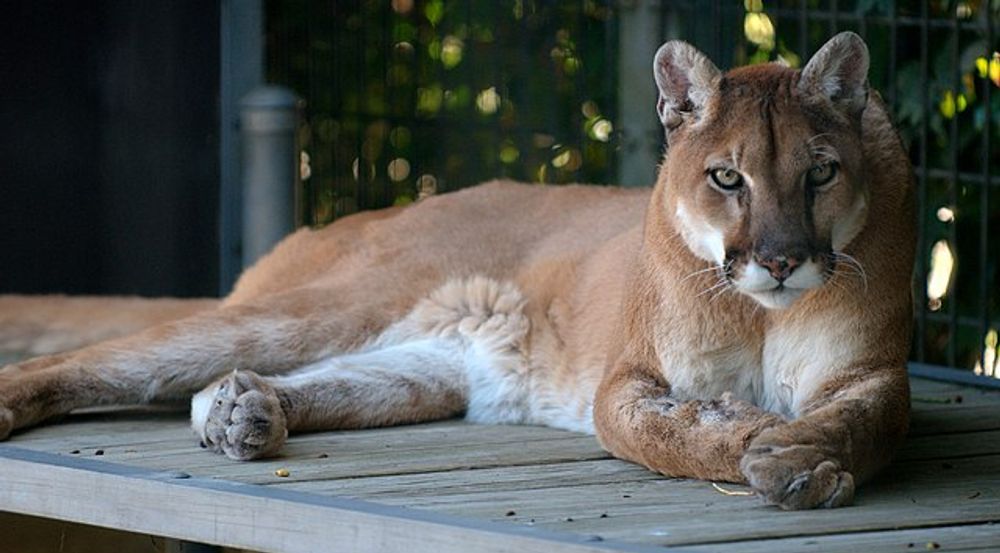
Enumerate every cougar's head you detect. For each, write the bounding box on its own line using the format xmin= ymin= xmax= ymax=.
xmin=655 ymin=32 xmax=871 ymax=310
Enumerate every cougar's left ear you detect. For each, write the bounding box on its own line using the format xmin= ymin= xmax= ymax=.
xmin=798 ymin=32 xmax=870 ymax=119
xmin=653 ymin=41 xmax=721 ymax=132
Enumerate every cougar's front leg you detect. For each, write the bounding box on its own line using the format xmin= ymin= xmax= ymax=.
xmin=0 ymin=289 xmax=392 ymax=439
xmin=594 ymin=364 xmax=785 ymax=484
xmin=740 ymin=368 xmax=909 ymax=510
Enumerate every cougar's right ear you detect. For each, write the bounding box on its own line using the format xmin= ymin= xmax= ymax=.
xmin=653 ymin=41 xmax=721 ymax=133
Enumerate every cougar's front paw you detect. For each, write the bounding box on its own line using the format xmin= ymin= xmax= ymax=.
xmin=0 ymin=365 xmax=21 ymax=384
xmin=192 ymin=371 xmax=287 ymax=461
xmin=0 ymin=405 xmax=13 ymax=440
xmin=740 ymin=444 xmax=854 ymax=510
xmin=0 ymin=376 xmax=24 ymax=440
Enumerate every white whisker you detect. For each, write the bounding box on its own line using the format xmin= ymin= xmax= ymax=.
xmin=823 ymin=270 xmax=850 ymax=294
xmin=696 ymin=278 xmax=730 ymax=299
xmin=680 ymin=264 xmax=722 ymax=284
xmin=831 ymin=251 xmax=869 ymax=293
xmin=806 ymin=133 xmax=832 ymax=145
xmin=708 ymin=283 xmax=733 ymax=303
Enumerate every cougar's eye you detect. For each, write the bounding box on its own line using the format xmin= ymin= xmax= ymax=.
xmin=807 ymin=162 xmax=838 ymax=188
xmin=709 ymin=168 xmax=744 ymax=191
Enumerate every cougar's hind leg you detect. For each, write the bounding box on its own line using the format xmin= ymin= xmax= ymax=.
xmin=0 ymin=295 xmax=221 ymax=387
xmin=0 ymin=286 xmax=406 ymax=440
xmin=191 ymin=275 xmax=532 ymax=461
xmin=0 ymin=295 xmax=220 ymax=360
xmin=192 ymin=338 xmax=469 ymax=460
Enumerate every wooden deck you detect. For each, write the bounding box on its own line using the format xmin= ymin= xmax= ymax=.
xmin=1 ymin=374 xmax=998 ymax=552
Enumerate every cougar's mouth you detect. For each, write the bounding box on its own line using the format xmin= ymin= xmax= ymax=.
xmin=722 ymin=251 xmax=833 ymax=310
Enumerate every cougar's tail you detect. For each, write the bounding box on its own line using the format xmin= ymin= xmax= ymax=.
xmin=0 ymin=295 xmax=220 ymax=360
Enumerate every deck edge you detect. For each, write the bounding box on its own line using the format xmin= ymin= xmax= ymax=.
xmin=909 ymin=363 xmax=1000 ymax=390
xmin=0 ymin=444 xmax=695 ymax=553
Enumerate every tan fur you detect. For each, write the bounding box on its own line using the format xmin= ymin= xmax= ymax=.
xmin=0 ymin=33 xmax=913 ymax=510
xmin=0 ymin=296 xmax=218 ymax=358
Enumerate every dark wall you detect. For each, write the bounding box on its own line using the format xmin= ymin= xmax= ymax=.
xmin=0 ymin=1 xmax=220 ymax=297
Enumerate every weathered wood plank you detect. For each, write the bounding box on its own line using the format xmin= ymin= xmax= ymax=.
xmin=11 ymin=417 xmax=612 ymax=483
xmin=361 ymin=453 xmax=999 ymax=547
xmin=258 ymin=428 xmax=1000 ymax=506
xmin=682 ymin=523 xmax=1000 ymax=553
xmin=909 ymin=364 xmax=1000 ymax=391
xmin=897 ymin=429 xmax=1000 ymax=460
xmin=910 ymin=377 xmax=1000 ymax=409
xmin=178 ymin=434 xmax=609 ymax=485
xmin=270 ymin=459 xmax=660 ymax=499
xmin=0 ymin=446 xmax=677 ymax=553
xmin=910 ymin=404 xmax=1000 ymax=435
xmin=909 ymin=377 xmax=998 ymax=396
xmin=7 ymin=411 xmax=194 ymax=451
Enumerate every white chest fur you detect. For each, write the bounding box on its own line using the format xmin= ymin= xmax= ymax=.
xmin=660 ymin=341 xmax=764 ymax=408
xmin=761 ymin=312 xmax=863 ymax=416
xmin=659 ymin=309 xmax=860 ymax=418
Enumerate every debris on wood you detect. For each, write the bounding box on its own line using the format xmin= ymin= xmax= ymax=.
xmin=94 ymin=449 xmax=105 ymax=456
xmin=274 ymin=468 xmax=290 ymax=477
xmin=911 ymin=396 xmax=953 ymax=404
xmin=925 ymin=542 xmax=940 ymax=550
xmin=505 ymin=510 xmax=516 ymax=517
xmin=711 ymin=482 xmax=755 ymax=496
xmin=967 ymin=491 xmax=981 ymax=499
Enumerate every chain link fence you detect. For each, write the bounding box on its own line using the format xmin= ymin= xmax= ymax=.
xmin=266 ymin=0 xmax=999 ymax=378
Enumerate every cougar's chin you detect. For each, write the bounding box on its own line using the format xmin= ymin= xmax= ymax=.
xmin=744 ymin=286 xmax=806 ymax=310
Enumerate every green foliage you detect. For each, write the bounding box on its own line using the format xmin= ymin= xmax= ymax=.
xmin=267 ymin=0 xmax=1000 ymax=371
xmin=267 ymin=0 xmax=617 ymax=225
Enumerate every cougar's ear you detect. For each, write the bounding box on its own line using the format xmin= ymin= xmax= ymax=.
xmin=798 ymin=32 xmax=870 ymax=119
xmin=653 ymin=41 xmax=721 ymax=132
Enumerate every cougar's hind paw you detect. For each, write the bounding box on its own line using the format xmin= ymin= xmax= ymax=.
xmin=192 ymin=370 xmax=288 ymax=461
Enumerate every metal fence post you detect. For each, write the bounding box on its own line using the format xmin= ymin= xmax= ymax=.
xmin=219 ymin=0 xmax=263 ymax=294
xmin=617 ymin=0 xmax=668 ymax=188
xmin=239 ymin=85 xmax=300 ymax=269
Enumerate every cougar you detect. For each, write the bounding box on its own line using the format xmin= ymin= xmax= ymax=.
xmin=0 ymin=32 xmax=914 ymax=510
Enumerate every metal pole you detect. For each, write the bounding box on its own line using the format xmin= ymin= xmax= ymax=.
xmin=219 ymin=0 xmax=263 ymax=293
xmin=617 ymin=0 xmax=666 ymax=188
xmin=239 ymin=85 xmax=300 ymax=269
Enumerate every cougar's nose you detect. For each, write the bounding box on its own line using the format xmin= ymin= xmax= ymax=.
xmin=755 ymin=255 xmax=802 ymax=282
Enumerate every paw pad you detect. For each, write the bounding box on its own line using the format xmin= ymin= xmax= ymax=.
xmin=195 ymin=371 xmax=287 ymax=461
